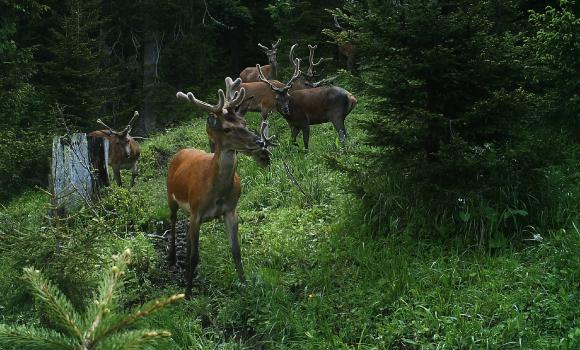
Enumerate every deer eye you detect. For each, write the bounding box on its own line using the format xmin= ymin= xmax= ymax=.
xmin=223 ymin=128 xmax=232 ymax=133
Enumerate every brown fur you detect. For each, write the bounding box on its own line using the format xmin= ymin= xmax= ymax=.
xmin=278 ymin=86 xmax=357 ymax=149
xmin=240 ymin=64 xmax=273 ymax=82
xmin=167 ymin=100 xmax=264 ymax=296
xmin=88 ymin=130 xmax=141 ymax=186
xmin=233 ymin=80 xmax=287 ymax=119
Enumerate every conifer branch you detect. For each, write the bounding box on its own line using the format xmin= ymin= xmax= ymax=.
xmin=0 ymin=324 xmax=78 ymax=350
xmin=97 ymin=329 xmax=172 ymax=350
xmin=22 ymin=267 xmax=83 ymax=342
xmin=2 ymin=250 xmax=182 ymax=349
xmin=83 ymin=249 xmax=131 ymax=344
xmin=90 ymin=293 xmax=184 ymax=346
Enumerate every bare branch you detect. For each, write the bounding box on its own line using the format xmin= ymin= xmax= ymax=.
xmin=202 ymin=0 xmax=234 ymax=30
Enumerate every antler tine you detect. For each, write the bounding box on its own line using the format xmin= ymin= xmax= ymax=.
xmin=272 ymin=38 xmax=281 ymax=49
xmin=228 ymin=87 xmax=246 ymax=108
xmin=256 ymin=64 xmax=279 ymax=91
xmin=259 ymin=119 xmax=277 ymax=147
xmin=257 ymin=42 xmax=269 ymax=52
xmin=307 ymin=44 xmax=325 ymax=76
xmin=289 ymin=44 xmax=298 ymax=65
xmin=310 ymin=75 xmax=338 ymax=88
xmin=286 ymin=58 xmax=302 ymax=88
xmin=224 ymin=77 xmax=242 ymax=101
xmin=176 ymin=90 xmax=224 ymax=114
xmin=96 ymin=119 xmax=116 ymax=133
xmin=122 ymin=110 xmax=139 ymax=133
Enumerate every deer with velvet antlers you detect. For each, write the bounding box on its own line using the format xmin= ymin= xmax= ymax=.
xmin=89 ymin=111 xmax=141 ymax=187
xmin=239 ymin=39 xmax=281 ymax=82
xmin=168 ymin=77 xmax=275 ymax=295
xmin=230 ymin=52 xmax=302 ymax=121
xmin=289 ymin=44 xmax=336 ymax=90
xmin=258 ymin=58 xmax=357 ymax=150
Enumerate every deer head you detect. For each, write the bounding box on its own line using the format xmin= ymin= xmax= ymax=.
xmin=258 ymin=38 xmax=281 ymax=67
xmin=257 ymin=58 xmax=301 ymax=116
xmin=176 ymin=78 xmax=271 ymax=155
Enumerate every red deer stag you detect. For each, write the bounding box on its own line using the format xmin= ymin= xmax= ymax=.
xmin=168 ymin=78 xmax=275 ymax=295
xmin=89 ymin=111 xmax=141 ymax=187
xmin=239 ymin=38 xmax=281 ymax=82
xmin=231 ymin=55 xmax=302 ymax=121
xmin=258 ymin=60 xmax=357 ymax=150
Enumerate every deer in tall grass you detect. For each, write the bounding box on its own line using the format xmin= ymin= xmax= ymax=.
xmin=239 ymin=39 xmax=281 ymax=82
xmin=168 ymin=77 xmax=275 ymax=295
xmin=89 ymin=111 xmax=141 ymax=187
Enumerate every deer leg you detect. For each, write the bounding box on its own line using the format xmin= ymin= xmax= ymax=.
xmin=130 ymin=162 xmax=138 ymax=187
xmin=167 ymin=200 xmax=178 ymax=265
xmin=224 ymin=211 xmax=245 ymax=284
xmin=331 ymin=119 xmax=347 ymax=144
xmin=185 ymin=215 xmax=201 ymax=297
xmin=302 ymin=125 xmax=310 ymax=151
xmin=113 ymin=165 xmax=122 ymax=186
xmin=261 ymin=110 xmax=269 ymax=121
xmin=290 ymin=126 xmax=300 ymax=146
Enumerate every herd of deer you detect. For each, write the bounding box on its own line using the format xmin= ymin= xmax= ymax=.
xmin=90 ymin=40 xmax=357 ymax=296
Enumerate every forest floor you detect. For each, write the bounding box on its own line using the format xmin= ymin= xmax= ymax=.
xmin=1 ymin=100 xmax=578 ymax=349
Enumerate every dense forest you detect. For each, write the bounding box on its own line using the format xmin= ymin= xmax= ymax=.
xmin=1 ymin=0 xmax=579 ymax=348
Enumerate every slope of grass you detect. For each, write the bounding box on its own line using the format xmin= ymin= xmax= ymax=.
xmin=1 ymin=99 xmax=578 ymax=349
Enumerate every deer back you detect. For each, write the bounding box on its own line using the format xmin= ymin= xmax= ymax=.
xmin=237 ymin=80 xmax=286 ymax=112
xmin=286 ymin=86 xmax=357 ymax=125
xmin=240 ymin=65 xmax=273 ymax=83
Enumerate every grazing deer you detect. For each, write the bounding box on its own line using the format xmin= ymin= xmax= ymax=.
xmin=239 ymin=39 xmax=281 ymax=82
xmin=258 ymin=60 xmax=357 ymax=150
xmin=168 ymin=78 xmax=275 ymax=295
xmin=89 ymin=111 xmax=141 ymax=187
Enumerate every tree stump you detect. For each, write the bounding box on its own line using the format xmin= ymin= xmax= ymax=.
xmin=50 ymin=133 xmax=109 ymax=216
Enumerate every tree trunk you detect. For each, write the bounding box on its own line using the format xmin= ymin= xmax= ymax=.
xmin=140 ymin=29 xmax=158 ymax=135
xmin=51 ymin=134 xmax=109 ymax=216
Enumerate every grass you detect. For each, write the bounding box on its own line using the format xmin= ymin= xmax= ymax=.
xmin=0 ymin=99 xmax=578 ymax=349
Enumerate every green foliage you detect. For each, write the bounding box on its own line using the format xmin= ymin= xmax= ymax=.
xmin=0 ymin=1 xmax=55 ymax=201
xmin=527 ymin=0 xmax=580 ymax=134
xmin=42 ymin=0 xmax=118 ymax=130
xmin=326 ymin=0 xmax=579 ymax=240
xmin=1 ymin=1 xmax=579 ymax=348
xmin=0 ymin=249 xmax=183 ymax=350
xmin=1 ymin=110 xmax=578 ymax=348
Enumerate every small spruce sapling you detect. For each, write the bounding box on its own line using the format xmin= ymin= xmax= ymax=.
xmin=0 ymin=249 xmax=184 ymax=350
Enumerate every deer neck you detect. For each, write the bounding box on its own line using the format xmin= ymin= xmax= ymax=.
xmin=270 ymin=59 xmax=278 ymax=79
xmin=210 ymin=143 xmax=237 ymax=193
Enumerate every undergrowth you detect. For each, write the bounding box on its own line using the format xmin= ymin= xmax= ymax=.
xmin=0 ymin=93 xmax=578 ymax=349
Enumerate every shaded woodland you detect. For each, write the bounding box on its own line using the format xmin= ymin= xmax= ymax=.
xmin=0 ymin=0 xmax=578 ymax=348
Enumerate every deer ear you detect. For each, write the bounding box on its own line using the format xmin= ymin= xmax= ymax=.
xmin=207 ymin=115 xmax=221 ymax=130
